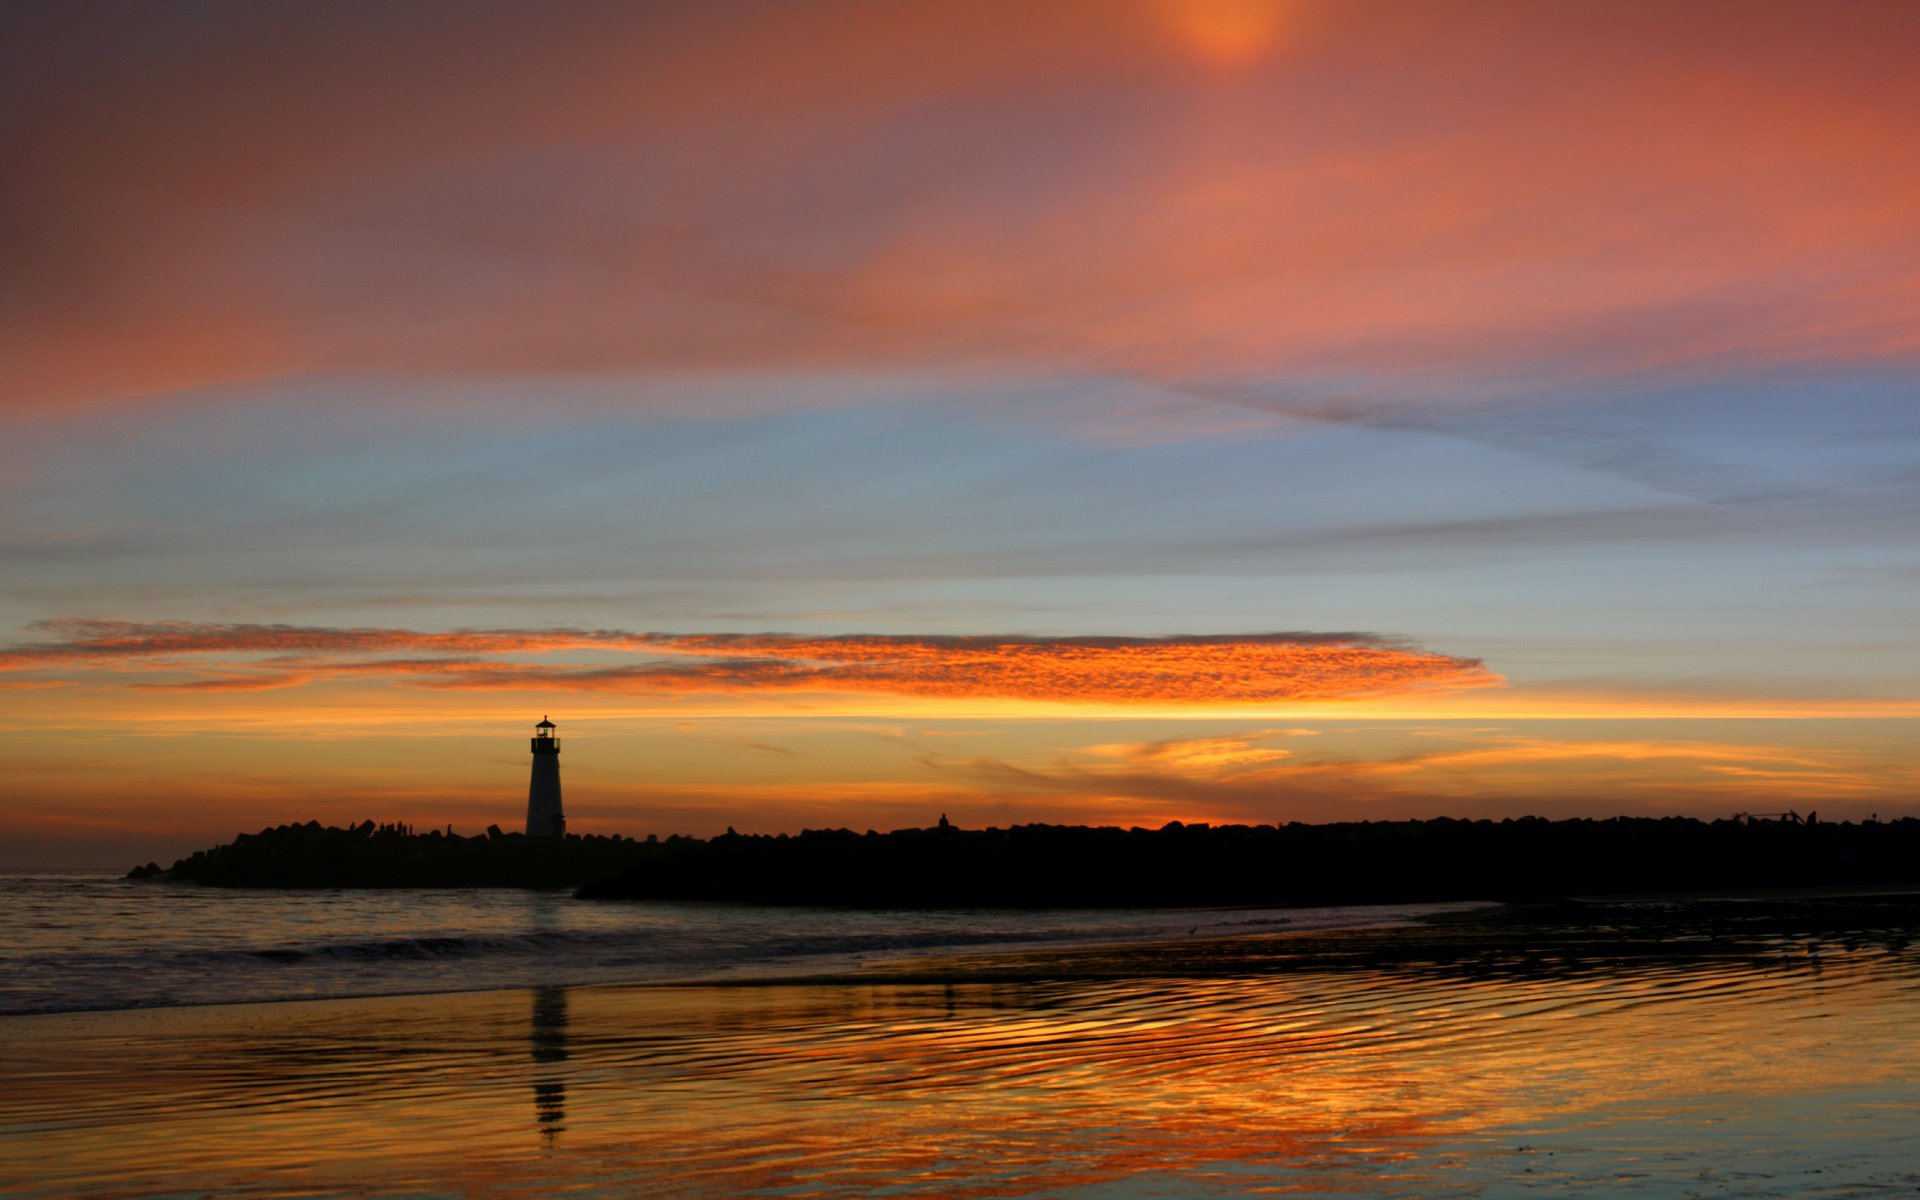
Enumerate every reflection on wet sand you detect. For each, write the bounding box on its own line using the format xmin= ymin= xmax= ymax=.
xmin=3 ymin=899 xmax=1919 ymax=1198
xmin=531 ymin=987 xmax=568 ymax=1145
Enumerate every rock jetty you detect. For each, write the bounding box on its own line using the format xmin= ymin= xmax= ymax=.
xmin=129 ymin=815 xmax=1920 ymax=906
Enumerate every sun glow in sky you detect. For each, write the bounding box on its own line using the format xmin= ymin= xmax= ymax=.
xmin=3 ymin=0 xmax=1917 ymax=867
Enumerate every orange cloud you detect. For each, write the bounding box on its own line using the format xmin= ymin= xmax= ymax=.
xmin=0 ymin=618 xmax=640 ymax=664
xmin=0 ymin=620 xmax=1497 ymax=705
xmin=1087 ymin=730 xmax=1298 ymax=770
xmin=1150 ymin=0 xmax=1294 ymax=66
xmin=604 ymin=633 xmax=1496 ymax=703
xmin=6 ymin=2 xmax=1918 ymax=412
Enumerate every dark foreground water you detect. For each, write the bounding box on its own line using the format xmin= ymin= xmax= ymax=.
xmin=0 ymin=874 xmax=1466 ymax=1015
xmin=2 ymin=882 xmax=1918 ymax=1198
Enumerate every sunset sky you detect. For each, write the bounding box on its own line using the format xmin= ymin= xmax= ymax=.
xmin=4 ymin=0 xmax=1917 ymax=868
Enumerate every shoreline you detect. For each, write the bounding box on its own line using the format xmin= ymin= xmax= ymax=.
xmin=15 ymin=886 xmax=1920 ymax=1023
xmin=3 ymin=896 xmax=1497 ymax=1021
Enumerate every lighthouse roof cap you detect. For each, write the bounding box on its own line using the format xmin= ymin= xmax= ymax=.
xmin=535 ymin=717 xmax=556 ymax=728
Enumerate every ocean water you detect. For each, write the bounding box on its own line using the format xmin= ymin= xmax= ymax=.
xmin=4 ymin=875 xmax=1919 ymax=1199
xmin=0 ymin=873 xmax=1474 ymax=1015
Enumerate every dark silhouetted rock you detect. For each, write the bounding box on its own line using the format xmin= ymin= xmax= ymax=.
xmin=128 ymin=816 xmax=1920 ymax=904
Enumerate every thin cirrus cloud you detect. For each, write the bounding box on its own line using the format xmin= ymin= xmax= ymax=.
xmin=1085 ymin=731 xmax=1303 ymax=771
xmin=2 ymin=620 xmax=1498 ymax=704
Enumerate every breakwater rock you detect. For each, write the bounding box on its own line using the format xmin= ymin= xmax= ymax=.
xmin=127 ymin=820 xmax=649 ymax=890
xmin=574 ymin=816 xmax=1920 ymax=906
xmin=129 ymin=815 xmax=1920 ymax=903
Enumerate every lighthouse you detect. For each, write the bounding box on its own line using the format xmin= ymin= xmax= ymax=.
xmin=526 ymin=717 xmax=567 ymax=837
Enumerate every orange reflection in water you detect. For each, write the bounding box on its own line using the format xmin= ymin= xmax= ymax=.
xmin=4 ymin=915 xmax=1919 ymax=1198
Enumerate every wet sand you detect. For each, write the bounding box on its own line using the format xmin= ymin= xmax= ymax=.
xmin=5 ymin=900 xmax=1919 ymax=1199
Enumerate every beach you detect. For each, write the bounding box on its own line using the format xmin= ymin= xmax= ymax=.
xmin=5 ymin=895 xmax=1920 ymax=1198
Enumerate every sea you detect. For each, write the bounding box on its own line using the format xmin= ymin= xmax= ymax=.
xmin=0 ymin=873 xmax=1471 ymax=1016
xmin=4 ymin=873 xmax=1920 ymax=1199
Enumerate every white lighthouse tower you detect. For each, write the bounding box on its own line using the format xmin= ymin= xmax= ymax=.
xmin=526 ymin=717 xmax=566 ymax=837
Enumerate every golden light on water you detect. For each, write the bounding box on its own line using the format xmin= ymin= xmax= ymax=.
xmin=7 ymin=915 xmax=1919 ymax=1198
